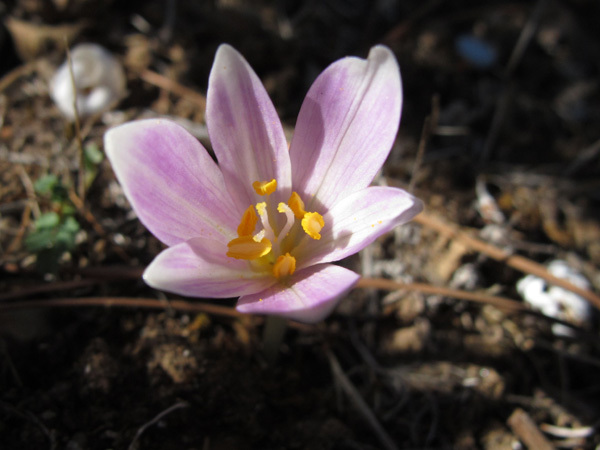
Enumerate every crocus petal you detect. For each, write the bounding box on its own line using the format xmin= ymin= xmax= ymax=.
xmin=105 ymin=119 xmax=239 ymax=246
xmin=295 ymin=187 xmax=422 ymax=268
xmin=236 ymin=264 xmax=360 ymax=323
xmin=289 ymin=46 xmax=402 ymax=211
xmin=207 ymin=44 xmax=291 ymax=211
xmin=144 ymin=237 xmax=275 ymax=298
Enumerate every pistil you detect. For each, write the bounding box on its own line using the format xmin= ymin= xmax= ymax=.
xmin=227 ymin=181 xmax=325 ymax=278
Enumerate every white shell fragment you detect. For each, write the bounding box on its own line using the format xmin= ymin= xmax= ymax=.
xmin=50 ymin=43 xmax=126 ymax=120
xmin=517 ymin=260 xmax=592 ymax=336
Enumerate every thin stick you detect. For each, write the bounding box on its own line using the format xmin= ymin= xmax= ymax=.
xmin=327 ymin=350 xmax=399 ymax=450
xmin=408 ymin=116 xmax=430 ymax=193
xmin=408 ymin=95 xmax=439 ymax=193
xmin=0 ymin=268 xmax=525 ymax=312
xmin=16 ymin=165 xmax=41 ymax=218
xmin=0 ymin=296 xmax=243 ymax=317
xmin=65 ymin=42 xmax=86 ymax=204
xmin=128 ymin=401 xmax=189 ymax=450
xmin=413 ymin=212 xmax=600 ymax=311
xmin=0 ymin=297 xmax=313 ymax=331
xmin=5 ymin=200 xmax=31 ymax=254
xmin=68 ymin=190 xmax=107 ymax=237
xmin=0 ymin=279 xmax=103 ymax=302
xmin=0 ymin=400 xmax=57 ymax=449
xmin=565 ymin=137 xmax=600 ymax=176
xmin=67 ymin=190 xmax=130 ymax=262
xmin=505 ymin=0 xmax=548 ymax=77
xmin=357 ymin=277 xmax=526 ymax=312
xmin=0 ymin=59 xmax=39 ymax=93
xmin=507 ymin=408 xmax=555 ymax=450
xmin=481 ymin=84 xmax=513 ymax=161
xmin=0 ymin=341 xmax=23 ymax=386
xmin=140 ymin=69 xmax=206 ymax=110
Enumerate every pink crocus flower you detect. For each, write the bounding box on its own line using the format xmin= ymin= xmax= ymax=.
xmin=104 ymin=44 xmax=422 ymax=323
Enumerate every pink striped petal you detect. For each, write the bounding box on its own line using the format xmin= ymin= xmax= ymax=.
xmin=290 ymin=46 xmax=402 ymax=211
xmin=207 ymin=44 xmax=291 ymax=212
xmin=295 ymin=187 xmax=422 ymax=268
xmin=105 ymin=119 xmax=239 ymax=246
xmin=144 ymin=237 xmax=274 ymax=298
xmin=236 ymin=264 xmax=360 ymax=323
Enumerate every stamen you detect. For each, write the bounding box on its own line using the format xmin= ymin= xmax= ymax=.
xmin=302 ymin=212 xmax=325 ymax=240
xmin=273 ymin=253 xmax=296 ymax=279
xmin=227 ymin=236 xmax=272 ymax=260
xmin=253 ymin=229 xmax=266 ymax=242
xmin=256 ymin=202 xmax=275 ymax=241
xmin=237 ymin=205 xmax=257 ymax=236
xmin=277 ymin=202 xmax=295 ymax=240
xmin=288 ymin=192 xmax=307 ymax=219
xmin=252 ymin=179 xmax=277 ymax=196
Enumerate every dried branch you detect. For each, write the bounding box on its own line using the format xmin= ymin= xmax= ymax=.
xmin=140 ymin=69 xmax=207 ymax=111
xmin=128 ymin=401 xmax=189 ymax=450
xmin=65 ymin=42 xmax=86 ymax=204
xmin=357 ymin=277 xmax=526 ymax=312
xmin=507 ymin=408 xmax=555 ymax=450
xmin=327 ymin=350 xmax=399 ymax=450
xmin=413 ymin=212 xmax=600 ymax=310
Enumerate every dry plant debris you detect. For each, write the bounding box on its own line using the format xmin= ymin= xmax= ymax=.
xmin=1 ymin=0 xmax=599 ymax=448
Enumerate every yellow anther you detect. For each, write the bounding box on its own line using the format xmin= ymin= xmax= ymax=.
xmin=255 ymin=202 xmax=267 ymax=217
xmin=302 ymin=212 xmax=324 ymax=240
xmin=237 ymin=205 xmax=258 ymax=237
xmin=288 ymin=192 xmax=306 ymax=219
xmin=252 ymin=179 xmax=277 ymax=196
xmin=226 ymin=236 xmax=272 ymax=260
xmin=273 ymin=253 xmax=296 ymax=279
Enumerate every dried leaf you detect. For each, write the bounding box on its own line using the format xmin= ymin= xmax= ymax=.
xmin=4 ymin=17 xmax=85 ymax=61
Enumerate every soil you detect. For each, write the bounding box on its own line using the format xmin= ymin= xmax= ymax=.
xmin=1 ymin=0 xmax=600 ymax=449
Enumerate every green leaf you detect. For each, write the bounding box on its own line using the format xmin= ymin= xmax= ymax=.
xmin=55 ymin=217 xmax=80 ymax=251
xmin=84 ymin=143 xmax=104 ymax=165
xmin=60 ymin=203 xmax=76 ymax=216
xmin=24 ymin=229 xmax=55 ymax=252
xmin=83 ymin=143 xmax=104 ymax=188
xmin=35 ymin=212 xmax=60 ymax=229
xmin=34 ymin=174 xmax=59 ymax=195
xmin=25 ymin=213 xmax=81 ymax=272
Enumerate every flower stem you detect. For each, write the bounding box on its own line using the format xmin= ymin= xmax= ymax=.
xmin=262 ymin=316 xmax=287 ymax=362
xmin=65 ymin=40 xmax=85 ymax=205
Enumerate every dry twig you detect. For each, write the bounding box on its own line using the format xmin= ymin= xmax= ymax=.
xmin=0 ymin=400 xmax=56 ymax=450
xmin=5 ymin=193 xmax=32 ymax=254
xmin=0 ymin=297 xmax=313 ymax=331
xmin=413 ymin=212 xmax=600 ymax=310
xmin=140 ymin=69 xmax=207 ymax=111
xmin=0 ymin=296 xmax=243 ymax=317
xmin=0 ymin=59 xmax=40 ymax=93
xmin=507 ymin=408 xmax=555 ymax=450
xmin=327 ymin=349 xmax=399 ymax=450
xmin=0 ymin=279 xmax=103 ymax=302
xmin=357 ymin=277 xmax=525 ymax=312
xmin=128 ymin=401 xmax=189 ymax=450
xmin=65 ymin=42 xmax=86 ymax=204
xmin=408 ymin=95 xmax=439 ymax=193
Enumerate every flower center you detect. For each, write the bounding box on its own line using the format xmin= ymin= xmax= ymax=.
xmin=226 ymin=179 xmax=324 ymax=279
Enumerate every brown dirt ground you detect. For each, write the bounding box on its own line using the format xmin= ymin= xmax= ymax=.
xmin=1 ymin=0 xmax=600 ymax=449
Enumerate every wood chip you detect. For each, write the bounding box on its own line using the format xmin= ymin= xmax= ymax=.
xmin=507 ymin=408 xmax=555 ymax=450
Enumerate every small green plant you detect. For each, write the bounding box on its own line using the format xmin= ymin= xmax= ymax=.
xmin=83 ymin=142 xmax=104 ymax=189
xmin=25 ymin=174 xmax=81 ymax=273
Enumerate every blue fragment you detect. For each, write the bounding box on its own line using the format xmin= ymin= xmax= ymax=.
xmin=455 ymin=34 xmax=498 ymax=69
